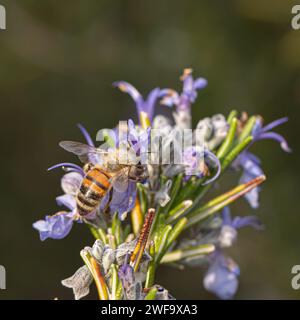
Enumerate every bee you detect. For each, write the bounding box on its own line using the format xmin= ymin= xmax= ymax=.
xmin=59 ymin=141 xmax=148 ymax=217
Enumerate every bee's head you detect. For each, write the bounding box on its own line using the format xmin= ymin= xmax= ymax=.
xmin=129 ymin=164 xmax=149 ymax=182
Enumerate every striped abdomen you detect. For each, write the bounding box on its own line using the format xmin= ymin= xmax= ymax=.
xmin=76 ymin=166 xmax=111 ymax=216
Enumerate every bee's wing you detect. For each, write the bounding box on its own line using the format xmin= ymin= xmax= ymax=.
xmin=59 ymin=141 xmax=109 ymax=164
xmin=110 ymin=167 xmax=130 ymax=193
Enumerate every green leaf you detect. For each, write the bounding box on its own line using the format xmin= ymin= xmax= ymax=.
xmin=155 ymin=225 xmax=172 ymax=265
xmin=161 ymin=244 xmax=215 ymax=264
xmin=217 ymin=117 xmax=238 ymax=160
xmin=185 ymin=175 xmax=266 ymax=228
xmin=144 ymin=287 xmax=158 ymax=300
xmin=237 ymin=115 xmax=257 ymax=143
xmin=227 ymin=110 xmax=238 ymax=123
xmin=166 ymin=200 xmax=193 ymax=223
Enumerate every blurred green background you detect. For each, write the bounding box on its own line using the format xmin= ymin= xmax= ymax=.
xmin=0 ymin=0 xmax=299 ymax=299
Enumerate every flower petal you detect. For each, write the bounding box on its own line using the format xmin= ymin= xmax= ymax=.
xmin=261 ymin=117 xmax=289 ymax=133
xmin=204 ymin=253 xmax=239 ymax=300
xmin=113 ymin=81 xmax=143 ymax=110
xmin=258 ymin=132 xmax=292 ymax=153
xmin=48 ymin=163 xmax=84 ymax=176
xmin=144 ymin=88 xmax=161 ymax=120
xmin=61 ymin=172 xmax=83 ymax=196
xmin=77 ymin=123 xmax=94 ymax=147
xmin=56 ymin=194 xmax=76 ymax=211
xmin=232 ymin=216 xmax=264 ymax=230
xmin=221 ymin=206 xmax=232 ymax=225
xmin=193 ymin=77 xmax=208 ymax=90
xmin=160 ymin=89 xmax=179 ymax=107
xmin=33 ymin=213 xmax=74 ymax=241
xmin=100 ymin=181 xmax=137 ymax=220
xmin=240 ymin=172 xmax=261 ymax=209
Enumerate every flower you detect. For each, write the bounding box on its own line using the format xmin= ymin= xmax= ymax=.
xmin=234 ymin=117 xmax=290 ymax=208
xmin=182 ymin=146 xmax=221 ymax=184
xmin=203 ymin=251 xmax=240 ymax=300
xmin=218 ymin=206 xmax=263 ymax=247
xmin=161 ymin=68 xmax=207 ymax=112
xmin=160 ymin=69 xmax=207 ymax=129
xmin=195 ymin=114 xmax=229 ymax=150
xmin=252 ymin=117 xmax=291 ymax=152
xmin=118 ymin=261 xmax=135 ymax=292
xmin=113 ymin=81 xmax=164 ymax=122
xmin=127 ymin=119 xmax=151 ymax=158
xmin=33 ymin=171 xmax=83 ymax=241
xmin=203 ymin=206 xmax=263 ymax=299
xmin=33 ymin=212 xmax=74 ymax=241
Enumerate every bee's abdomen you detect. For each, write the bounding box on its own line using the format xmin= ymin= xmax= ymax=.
xmin=76 ymin=167 xmax=111 ymax=216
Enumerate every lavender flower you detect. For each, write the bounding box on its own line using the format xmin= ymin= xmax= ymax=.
xmin=33 ymin=172 xmax=83 ymax=240
xmin=161 ymin=68 xmax=207 ymax=129
xmin=113 ymin=81 xmax=164 ymax=122
xmin=182 ymin=146 xmax=221 ymax=184
xmin=252 ymin=117 xmax=291 ymax=152
xmin=218 ymin=206 xmax=263 ymax=248
xmin=203 ymin=251 xmax=240 ymax=300
xmin=161 ymin=68 xmax=207 ymax=112
xmin=234 ymin=117 xmax=290 ymax=208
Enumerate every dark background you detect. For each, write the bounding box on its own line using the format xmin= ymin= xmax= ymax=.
xmin=0 ymin=0 xmax=299 ymax=299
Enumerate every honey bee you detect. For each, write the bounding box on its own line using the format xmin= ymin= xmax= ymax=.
xmin=59 ymin=141 xmax=148 ymax=217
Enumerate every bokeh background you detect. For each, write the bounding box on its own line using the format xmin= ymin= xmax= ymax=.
xmin=0 ymin=0 xmax=299 ymax=299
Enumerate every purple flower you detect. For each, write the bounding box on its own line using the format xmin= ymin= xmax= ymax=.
xmin=203 ymin=251 xmax=240 ymax=300
xmin=252 ymin=117 xmax=291 ymax=152
xmin=127 ymin=119 xmax=150 ymax=158
xmin=33 ymin=213 xmax=75 ymax=241
xmin=118 ymin=262 xmax=135 ymax=291
xmin=234 ymin=151 xmax=263 ymax=208
xmin=234 ymin=116 xmax=290 ymax=208
xmin=101 ymin=180 xmax=137 ymax=220
xmin=33 ymin=171 xmax=83 ymax=240
xmin=219 ymin=206 xmax=263 ymax=247
xmin=161 ymin=68 xmax=207 ymax=112
xmin=113 ymin=81 xmax=164 ymax=122
xmin=182 ymin=146 xmax=221 ymax=185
